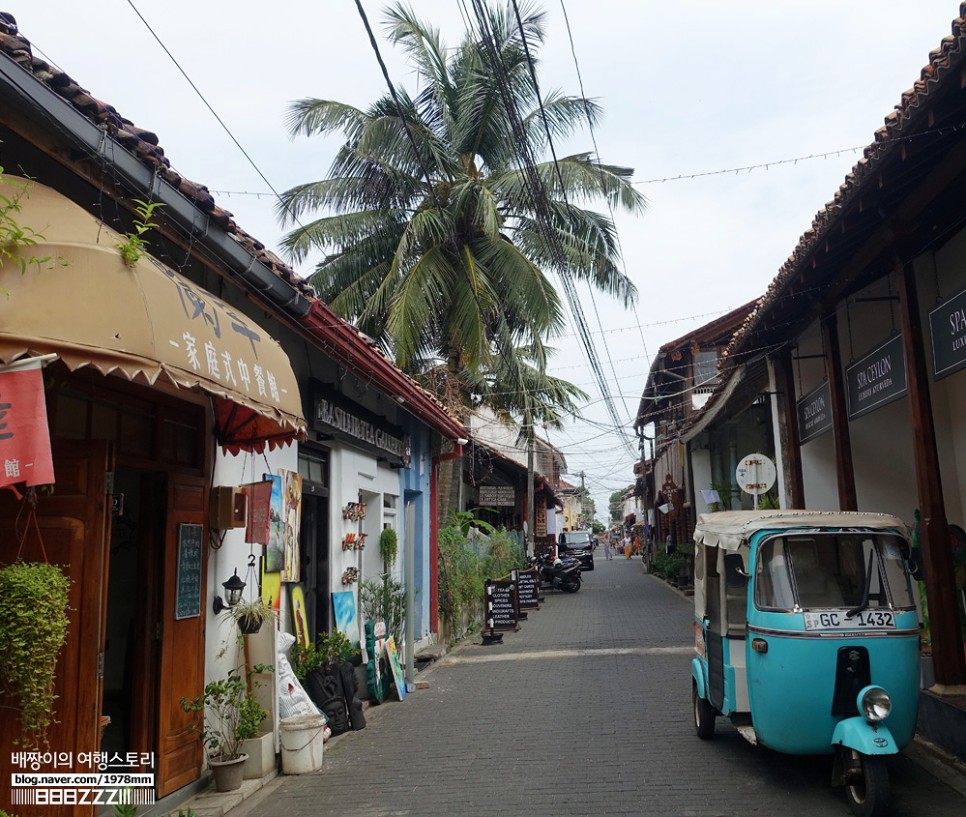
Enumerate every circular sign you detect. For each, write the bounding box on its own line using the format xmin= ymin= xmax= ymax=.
xmin=735 ymin=453 xmax=777 ymax=496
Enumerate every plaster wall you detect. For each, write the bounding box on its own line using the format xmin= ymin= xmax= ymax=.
xmin=204 ymin=443 xmax=297 ymax=738
xmin=690 ymin=447 xmax=713 ymax=515
xmin=920 ymin=229 xmax=966 ymax=527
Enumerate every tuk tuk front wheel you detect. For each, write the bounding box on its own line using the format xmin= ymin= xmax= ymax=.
xmin=692 ymin=682 xmax=716 ymax=740
xmin=844 ymin=752 xmax=889 ymax=817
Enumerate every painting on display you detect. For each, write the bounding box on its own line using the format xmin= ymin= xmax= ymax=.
xmin=241 ymin=479 xmax=273 ymax=545
xmin=281 ymin=470 xmax=302 ymax=582
xmin=289 ymin=583 xmax=310 ymax=648
xmin=384 ymin=636 xmax=406 ymax=701
xmin=332 ymin=590 xmax=359 ymax=644
xmin=264 ymin=473 xmax=284 ymax=572
xmin=261 ymin=555 xmax=281 ymax=612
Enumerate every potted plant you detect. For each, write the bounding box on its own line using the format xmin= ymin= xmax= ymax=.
xmin=237 ymin=668 xmax=275 ymax=780
xmin=222 ymin=597 xmax=278 ymax=635
xmin=0 ymin=561 xmax=71 ymax=750
xmin=180 ymin=665 xmax=270 ymax=792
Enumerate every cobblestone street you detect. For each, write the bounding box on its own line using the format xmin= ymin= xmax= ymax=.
xmin=233 ymin=557 xmax=966 ymax=817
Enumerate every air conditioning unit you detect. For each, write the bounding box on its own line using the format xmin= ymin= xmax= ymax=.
xmin=210 ymin=486 xmax=247 ymax=529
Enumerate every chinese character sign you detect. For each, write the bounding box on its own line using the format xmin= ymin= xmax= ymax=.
xmin=0 ymin=362 xmax=55 ymax=488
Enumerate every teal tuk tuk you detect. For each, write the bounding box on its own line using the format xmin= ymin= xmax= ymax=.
xmin=690 ymin=510 xmax=920 ymax=817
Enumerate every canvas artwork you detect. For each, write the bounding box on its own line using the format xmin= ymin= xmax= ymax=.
xmin=261 ymin=555 xmax=281 ymax=612
xmin=384 ymin=636 xmax=406 ymax=701
xmin=264 ymin=473 xmax=284 ymax=573
xmin=289 ymin=583 xmax=309 ymax=648
xmin=332 ymin=590 xmax=359 ymax=644
xmin=281 ymin=470 xmax=302 ymax=582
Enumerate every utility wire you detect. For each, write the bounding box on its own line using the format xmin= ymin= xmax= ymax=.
xmin=124 ymin=0 xmax=295 ymax=223
xmin=506 ymin=0 xmax=636 ymax=459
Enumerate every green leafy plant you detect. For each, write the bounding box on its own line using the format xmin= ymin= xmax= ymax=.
xmin=359 ymin=575 xmax=406 ymax=647
xmin=437 ymin=525 xmax=486 ymax=640
xmin=180 ymin=664 xmax=271 ymax=763
xmin=756 ymin=492 xmax=780 ymax=510
xmin=0 ymin=166 xmax=55 ymax=286
xmin=112 ymin=795 xmax=137 ymax=817
xmin=115 ymin=199 xmax=163 ymax=267
xmin=290 ymin=631 xmax=356 ymax=679
xmin=379 ymin=527 xmax=398 ymax=573
xmin=221 ymin=596 xmax=278 ymax=635
xmin=289 ymin=640 xmax=329 ymax=680
xmin=0 ymin=562 xmax=71 ymax=749
xmin=447 ymin=509 xmax=496 ymax=538
xmin=484 ymin=528 xmax=527 ymax=579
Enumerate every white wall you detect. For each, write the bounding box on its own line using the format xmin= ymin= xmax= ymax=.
xmin=690 ymin=447 xmax=713 ymax=515
xmin=205 ymin=442 xmax=298 ymax=737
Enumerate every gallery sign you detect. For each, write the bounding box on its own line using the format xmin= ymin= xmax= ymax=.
xmin=311 ymin=381 xmax=410 ymax=467
xmin=478 ymin=485 xmax=516 ymax=506
xmin=796 ymin=381 xmax=832 ymax=444
xmin=845 ymin=334 xmax=907 ymax=420
xmin=929 ymin=287 xmax=966 ymax=380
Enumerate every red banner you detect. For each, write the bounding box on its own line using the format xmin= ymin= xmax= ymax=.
xmin=0 ymin=363 xmax=55 ymax=488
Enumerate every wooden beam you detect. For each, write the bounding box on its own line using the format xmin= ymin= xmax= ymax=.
xmin=778 ymin=348 xmax=805 ymax=508
xmin=895 ymin=249 xmax=966 ymax=687
xmin=822 ymin=315 xmax=857 ymax=511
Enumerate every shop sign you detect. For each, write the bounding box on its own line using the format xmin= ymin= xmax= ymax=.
xmin=535 ymin=502 xmax=547 ymax=537
xmin=929 ymin=287 xmax=966 ymax=380
xmin=845 ymin=334 xmax=907 ymax=420
xmin=0 ymin=360 xmax=55 ymax=489
xmin=484 ymin=579 xmax=518 ymax=632
xmin=796 ymin=380 xmax=833 ymax=444
xmin=479 ymin=485 xmax=516 ymax=506
xmin=312 ymin=383 xmax=410 ymax=467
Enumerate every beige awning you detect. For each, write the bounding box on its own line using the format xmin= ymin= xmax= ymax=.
xmin=0 ymin=178 xmax=306 ymax=453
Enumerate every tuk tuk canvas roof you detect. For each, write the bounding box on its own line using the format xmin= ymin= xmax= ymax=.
xmin=693 ymin=510 xmax=910 ymax=551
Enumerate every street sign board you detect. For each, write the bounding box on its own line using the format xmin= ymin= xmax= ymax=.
xmin=796 ymin=380 xmax=833 ymax=444
xmin=845 ymin=334 xmax=907 ymax=420
xmin=735 ymin=454 xmax=776 ymax=496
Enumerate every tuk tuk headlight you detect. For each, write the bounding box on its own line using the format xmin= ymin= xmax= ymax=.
xmin=857 ymin=685 xmax=892 ymax=723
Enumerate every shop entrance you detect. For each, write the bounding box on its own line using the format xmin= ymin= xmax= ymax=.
xmin=101 ymin=469 xmax=165 ymax=764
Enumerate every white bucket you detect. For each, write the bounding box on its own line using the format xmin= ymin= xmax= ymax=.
xmin=279 ymin=715 xmax=326 ymax=774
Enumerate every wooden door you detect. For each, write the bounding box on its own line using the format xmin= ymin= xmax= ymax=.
xmin=0 ymin=441 xmax=112 ymax=817
xmin=155 ymin=475 xmax=208 ymax=798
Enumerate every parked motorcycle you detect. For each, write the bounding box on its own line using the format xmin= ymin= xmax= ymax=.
xmin=532 ymin=551 xmax=581 ymax=593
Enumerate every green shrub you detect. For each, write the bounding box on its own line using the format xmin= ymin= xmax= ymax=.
xmin=0 ymin=562 xmax=71 ymax=749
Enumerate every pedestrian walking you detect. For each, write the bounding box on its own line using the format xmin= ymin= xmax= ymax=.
xmin=623 ymin=533 xmax=632 ymax=559
xmin=603 ymin=535 xmax=613 ymax=560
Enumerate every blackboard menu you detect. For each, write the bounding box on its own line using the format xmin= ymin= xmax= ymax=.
xmin=513 ymin=568 xmax=540 ymax=609
xmin=485 ymin=580 xmax=518 ymax=632
xmin=175 ymin=523 xmax=204 ymax=620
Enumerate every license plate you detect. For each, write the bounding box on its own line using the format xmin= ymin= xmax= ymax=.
xmin=803 ymin=610 xmax=895 ymax=631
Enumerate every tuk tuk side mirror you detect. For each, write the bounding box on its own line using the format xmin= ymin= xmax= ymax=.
xmin=724 ymin=553 xmax=750 ymax=589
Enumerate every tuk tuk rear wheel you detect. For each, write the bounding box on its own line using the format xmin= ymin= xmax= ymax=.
xmin=692 ymin=682 xmax=715 ymax=740
xmin=844 ymin=753 xmax=889 ymax=817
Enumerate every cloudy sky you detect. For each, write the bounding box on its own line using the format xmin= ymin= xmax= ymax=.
xmin=11 ymin=0 xmax=962 ymax=517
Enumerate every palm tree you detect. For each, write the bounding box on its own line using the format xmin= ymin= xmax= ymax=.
xmin=278 ymin=0 xmax=646 ymax=413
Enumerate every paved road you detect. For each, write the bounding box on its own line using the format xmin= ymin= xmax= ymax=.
xmin=234 ymin=556 xmax=966 ymax=817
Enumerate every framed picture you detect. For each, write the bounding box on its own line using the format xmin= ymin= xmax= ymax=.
xmin=332 ymin=590 xmax=358 ymax=644
xmin=264 ymin=473 xmax=284 ymax=573
xmin=289 ymin=583 xmax=309 ymax=648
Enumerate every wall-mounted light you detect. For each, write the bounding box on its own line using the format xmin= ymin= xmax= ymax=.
xmin=212 ymin=568 xmax=246 ymax=614
xmin=456 ymin=437 xmax=469 ymax=446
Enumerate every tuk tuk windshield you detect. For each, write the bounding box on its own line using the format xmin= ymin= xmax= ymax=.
xmin=754 ymin=533 xmax=915 ymax=611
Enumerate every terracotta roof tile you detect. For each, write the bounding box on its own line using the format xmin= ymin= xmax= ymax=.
xmin=723 ymin=3 xmax=966 ymax=366
xmin=0 ymin=12 xmax=466 ymax=438
xmin=0 ymin=15 xmax=317 ymax=299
